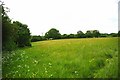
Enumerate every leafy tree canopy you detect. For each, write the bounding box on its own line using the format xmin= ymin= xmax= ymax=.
xmin=45 ymin=28 xmax=61 ymax=39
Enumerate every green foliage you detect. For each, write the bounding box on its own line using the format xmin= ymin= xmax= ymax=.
xmin=93 ymin=30 xmax=100 ymax=37
xmin=109 ymin=33 xmax=118 ymax=37
xmin=2 ymin=37 xmax=17 ymax=51
xmin=85 ymin=30 xmax=100 ymax=38
xmin=13 ymin=21 xmax=31 ymax=47
xmin=61 ymin=34 xmax=68 ymax=39
xmin=45 ymin=28 xmax=61 ymax=39
xmin=2 ymin=3 xmax=31 ymax=51
xmin=77 ymin=30 xmax=85 ymax=38
xmin=94 ymin=57 xmax=118 ymax=78
xmin=2 ymin=4 xmax=17 ymax=51
xmin=68 ymin=34 xmax=75 ymax=38
xmin=3 ymin=38 xmax=118 ymax=78
xmin=85 ymin=30 xmax=93 ymax=38
xmin=31 ymin=35 xmax=43 ymax=42
xmin=100 ymin=33 xmax=109 ymax=37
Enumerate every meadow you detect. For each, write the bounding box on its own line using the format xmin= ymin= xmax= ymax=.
xmin=2 ymin=37 xmax=118 ymax=78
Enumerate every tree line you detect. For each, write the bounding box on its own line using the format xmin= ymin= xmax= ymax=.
xmin=31 ymin=28 xmax=120 ymax=42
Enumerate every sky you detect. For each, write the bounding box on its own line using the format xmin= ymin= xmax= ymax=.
xmin=3 ymin=0 xmax=119 ymax=35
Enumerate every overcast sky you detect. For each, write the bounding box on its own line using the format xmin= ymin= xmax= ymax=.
xmin=3 ymin=0 xmax=119 ymax=35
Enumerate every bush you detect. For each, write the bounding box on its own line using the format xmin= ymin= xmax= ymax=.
xmin=31 ymin=36 xmax=42 ymax=42
xmin=2 ymin=38 xmax=17 ymax=51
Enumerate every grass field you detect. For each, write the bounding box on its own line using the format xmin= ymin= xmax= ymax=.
xmin=2 ymin=37 xmax=118 ymax=78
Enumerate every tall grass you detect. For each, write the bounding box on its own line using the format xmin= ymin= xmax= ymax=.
xmin=2 ymin=38 xmax=118 ymax=78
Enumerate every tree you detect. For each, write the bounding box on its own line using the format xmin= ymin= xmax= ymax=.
xmin=85 ymin=30 xmax=100 ymax=38
xmin=2 ymin=3 xmax=17 ymax=51
xmin=13 ymin=21 xmax=31 ymax=47
xmin=61 ymin=34 xmax=68 ymax=39
xmin=77 ymin=30 xmax=85 ymax=38
xmin=68 ymin=34 xmax=75 ymax=38
xmin=45 ymin=28 xmax=61 ymax=39
xmin=109 ymin=33 xmax=118 ymax=37
xmin=93 ymin=30 xmax=100 ymax=37
xmin=100 ymin=33 xmax=109 ymax=37
xmin=31 ymin=35 xmax=42 ymax=42
xmin=85 ymin=30 xmax=93 ymax=38
xmin=2 ymin=2 xmax=31 ymax=50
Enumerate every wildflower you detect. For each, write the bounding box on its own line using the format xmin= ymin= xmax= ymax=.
xmin=21 ymin=55 xmax=23 ymax=58
xmin=18 ymin=65 xmax=21 ymax=68
xmin=89 ymin=58 xmax=94 ymax=63
xmin=45 ymin=70 xmax=48 ymax=73
xmin=45 ymin=67 xmax=46 ymax=70
xmin=44 ymin=68 xmax=47 ymax=73
xmin=28 ymin=69 xmax=30 ymax=72
xmin=106 ymin=59 xmax=109 ymax=62
xmin=49 ymin=74 xmax=53 ymax=77
xmin=34 ymin=60 xmax=38 ymax=64
xmin=48 ymin=63 xmax=52 ymax=66
xmin=25 ymin=64 xmax=27 ymax=67
xmin=75 ymin=71 xmax=78 ymax=74
xmin=20 ymin=54 xmax=23 ymax=56
xmin=15 ymin=71 xmax=18 ymax=74
xmin=32 ymin=72 xmax=36 ymax=77
xmin=27 ymin=66 xmax=29 ymax=68
xmin=89 ymin=60 xmax=92 ymax=63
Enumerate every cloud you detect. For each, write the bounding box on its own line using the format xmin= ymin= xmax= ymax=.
xmin=4 ymin=0 xmax=118 ymax=35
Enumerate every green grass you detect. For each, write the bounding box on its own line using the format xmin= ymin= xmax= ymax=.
xmin=2 ymin=37 xmax=118 ymax=78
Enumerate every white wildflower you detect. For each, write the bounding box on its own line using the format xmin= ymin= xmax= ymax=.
xmin=49 ymin=63 xmax=52 ymax=66
xmin=45 ymin=67 xmax=46 ymax=70
xmin=49 ymin=74 xmax=53 ymax=77
xmin=106 ymin=59 xmax=109 ymax=62
xmin=45 ymin=70 xmax=47 ymax=73
xmin=20 ymin=54 xmax=23 ymax=56
xmin=28 ymin=69 xmax=30 ymax=72
xmin=89 ymin=58 xmax=94 ymax=63
xmin=34 ymin=60 xmax=38 ymax=64
xmin=75 ymin=71 xmax=78 ymax=74
xmin=25 ymin=64 xmax=27 ymax=67
xmin=27 ymin=65 xmax=29 ymax=68
xmin=18 ymin=65 xmax=21 ymax=68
